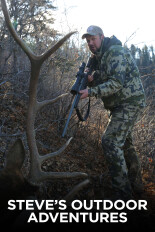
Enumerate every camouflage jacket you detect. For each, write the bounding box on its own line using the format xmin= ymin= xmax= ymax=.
xmin=88 ymin=36 xmax=146 ymax=110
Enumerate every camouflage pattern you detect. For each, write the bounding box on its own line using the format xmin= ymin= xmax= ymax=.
xmin=88 ymin=36 xmax=146 ymax=109
xmin=87 ymin=36 xmax=146 ymax=198
xmin=82 ymin=25 xmax=104 ymax=39
xmin=102 ymin=104 xmax=144 ymax=198
xmin=124 ymin=130 xmax=144 ymax=194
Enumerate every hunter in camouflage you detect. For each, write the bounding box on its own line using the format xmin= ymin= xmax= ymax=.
xmin=80 ymin=25 xmax=146 ymax=200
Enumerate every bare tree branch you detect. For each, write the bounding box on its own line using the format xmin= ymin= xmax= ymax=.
xmin=124 ymin=28 xmax=139 ymax=46
xmin=1 ymin=0 xmax=36 ymax=61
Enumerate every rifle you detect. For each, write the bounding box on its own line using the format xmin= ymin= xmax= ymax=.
xmin=62 ymin=60 xmax=94 ymax=138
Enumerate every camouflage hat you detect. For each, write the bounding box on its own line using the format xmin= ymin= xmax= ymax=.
xmin=82 ymin=25 xmax=104 ymax=39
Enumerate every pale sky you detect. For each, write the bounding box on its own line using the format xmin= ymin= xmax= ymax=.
xmin=53 ymin=0 xmax=155 ymax=48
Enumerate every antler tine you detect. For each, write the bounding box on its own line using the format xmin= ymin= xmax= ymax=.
xmin=1 ymin=0 xmax=88 ymax=187
xmin=64 ymin=179 xmax=90 ymax=202
xmin=36 ymin=93 xmax=69 ymax=112
xmin=40 ymin=32 xmax=77 ymax=64
xmin=32 ymin=172 xmax=88 ymax=184
xmin=38 ymin=137 xmax=73 ymax=163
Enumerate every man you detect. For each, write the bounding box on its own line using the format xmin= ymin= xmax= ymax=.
xmin=80 ymin=25 xmax=146 ymax=200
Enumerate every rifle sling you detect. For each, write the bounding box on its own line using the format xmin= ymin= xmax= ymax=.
xmin=75 ymin=98 xmax=90 ymax=121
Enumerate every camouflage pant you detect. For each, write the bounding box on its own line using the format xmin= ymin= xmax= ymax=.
xmin=102 ymin=104 xmax=143 ymax=198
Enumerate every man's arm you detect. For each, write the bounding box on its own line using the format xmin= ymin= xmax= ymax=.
xmin=88 ymin=51 xmax=126 ymax=98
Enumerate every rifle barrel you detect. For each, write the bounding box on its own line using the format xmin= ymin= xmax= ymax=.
xmin=62 ymin=93 xmax=80 ymax=137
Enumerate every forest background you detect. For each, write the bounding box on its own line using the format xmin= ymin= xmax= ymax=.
xmin=0 ymin=0 xmax=154 ymax=208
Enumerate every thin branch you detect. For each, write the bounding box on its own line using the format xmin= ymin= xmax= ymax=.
xmin=0 ymin=80 xmax=7 ymax=86
xmin=0 ymin=132 xmax=25 ymax=137
xmin=141 ymin=73 xmax=154 ymax=78
xmin=124 ymin=28 xmax=139 ymax=46
xmin=134 ymin=39 xmax=155 ymax=46
xmin=139 ymin=64 xmax=155 ymax=70
xmin=1 ymin=0 xmax=36 ymax=61
xmin=1 ymin=0 xmax=77 ymax=63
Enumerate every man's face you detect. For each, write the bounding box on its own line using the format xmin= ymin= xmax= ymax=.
xmin=86 ymin=34 xmax=104 ymax=54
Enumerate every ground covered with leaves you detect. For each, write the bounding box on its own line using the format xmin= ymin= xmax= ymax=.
xmin=0 ymin=80 xmax=154 ymax=229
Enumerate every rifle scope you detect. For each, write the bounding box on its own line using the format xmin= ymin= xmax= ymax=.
xmin=70 ymin=62 xmax=86 ymax=95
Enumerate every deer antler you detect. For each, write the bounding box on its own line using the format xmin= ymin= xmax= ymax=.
xmin=1 ymin=0 xmax=88 ymax=184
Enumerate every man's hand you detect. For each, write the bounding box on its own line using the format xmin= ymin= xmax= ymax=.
xmin=79 ymin=89 xmax=88 ymax=99
xmin=88 ymin=74 xmax=94 ymax=82
xmin=85 ymin=68 xmax=94 ymax=83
